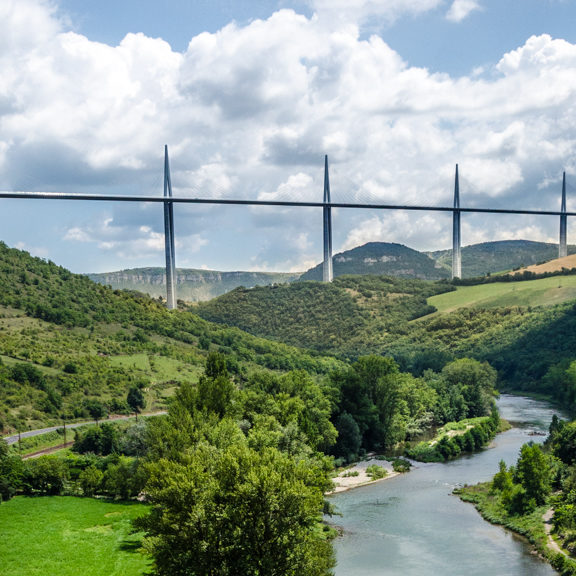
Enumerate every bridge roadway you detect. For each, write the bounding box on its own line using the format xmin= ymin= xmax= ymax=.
xmin=0 ymin=190 xmax=574 ymax=217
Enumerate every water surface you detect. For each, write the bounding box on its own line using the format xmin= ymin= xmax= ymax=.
xmin=331 ymin=395 xmax=562 ymax=576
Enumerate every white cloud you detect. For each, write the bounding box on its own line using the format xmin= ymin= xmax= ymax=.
xmin=446 ymin=0 xmax=482 ymax=23
xmin=310 ymin=0 xmax=443 ymax=27
xmin=2 ymin=2 xmax=576 ymax=271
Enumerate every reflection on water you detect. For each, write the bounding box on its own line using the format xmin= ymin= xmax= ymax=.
xmin=331 ymin=395 xmax=562 ymax=576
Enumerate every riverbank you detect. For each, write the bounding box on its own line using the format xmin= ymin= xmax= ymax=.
xmin=330 ymin=457 xmax=406 ymax=493
xmin=457 ymin=482 xmax=576 ymax=575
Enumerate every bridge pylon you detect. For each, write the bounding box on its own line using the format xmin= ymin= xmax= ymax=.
xmin=559 ymin=171 xmax=568 ymax=259
xmin=164 ymin=145 xmax=177 ymax=309
xmin=452 ymin=164 xmax=462 ymax=279
xmin=323 ymin=155 xmax=333 ymax=282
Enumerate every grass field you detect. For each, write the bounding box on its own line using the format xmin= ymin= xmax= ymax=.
xmin=428 ymin=275 xmax=576 ymax=314
xmin=0 ymin=496 xmax=151 ymax=576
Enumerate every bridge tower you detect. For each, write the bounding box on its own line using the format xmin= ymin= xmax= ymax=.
xmin=323 ymin=155 xmax=334 ymax=282
xmin=164 ymin=145 xmax=177 ymax=309
xmin=559 ymin=171 xmax=568 ymax=259
xmin=452 ymin=164 xmax=462 ymax=279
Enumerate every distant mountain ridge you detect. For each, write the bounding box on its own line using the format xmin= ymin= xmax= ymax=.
xmin=88 ymin=268 xmax=301 ymax=302
xmin=429 ymin=240 xmax=576 ymax=278
xmin=300 ymin=242 xmax=450 ymax=281
xmin=88 ymin=240 xmax=576 ymax=301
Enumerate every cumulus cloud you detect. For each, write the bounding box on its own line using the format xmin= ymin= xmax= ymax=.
xmin=446 ymin=0 xmax=482 ymax=22
xmin=1 ymin=1 xmax=576 ymax=272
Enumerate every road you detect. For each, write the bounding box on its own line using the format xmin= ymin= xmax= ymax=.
xmin=2 ymin=411 xmax=166 ymax=445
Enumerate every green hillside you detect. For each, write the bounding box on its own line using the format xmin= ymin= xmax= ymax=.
xmin=300 ymin=242 xmax=450 ymax=281
xmin=88 ymin=267 xmax=301 ymax=302
xmin=0 ymin=243 xmax=341 ymax=434
xmin=196 ymin=275 xmax=454 ymax=356
xmin=428 ymin=275 xmax=576 ymax=313
xmin=429 ymin=240 xmax=576 ymax=278
xmin=196 ymin=272 xmax=576 ymax=400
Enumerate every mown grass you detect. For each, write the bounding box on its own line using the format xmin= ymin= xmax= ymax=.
xmin=428 ymin=275 xmax=576 ymax=314
xmin=0 ymin=496 xmax=151 ymax=576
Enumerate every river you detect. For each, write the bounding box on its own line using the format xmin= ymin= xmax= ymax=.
xmin=331 ymin=395 xmax=563 ymax=576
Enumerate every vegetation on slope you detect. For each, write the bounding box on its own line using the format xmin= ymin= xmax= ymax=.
xmin=195 ymin=275 xmax=453 ymax=357
xmin=0 ymin=242 xmax=341 ymax=434
xmin=429 ymin=239 xmax=576 ymax=279
xmin=300 ymin=242 xmax=450 ymax=281
xmin=196 ymin=270 xmax=576 ymax=410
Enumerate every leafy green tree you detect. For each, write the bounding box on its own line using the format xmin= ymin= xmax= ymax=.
xmin=440 ymin=358 xmax=497 ymax=419
xmin=332 ymin=355 xmax=407 ymax=451
xmin=137 ymin=443 xmax=335 ymax=576
xmin=84 ymin=399 xmax=107 ymax=425
xmin=127 ymin=382 xmax=146 ymax=420
xmin=0 ymin=439 xmax=23 ymax=501
xmin=78 ymin=465 xmax=103 ymax=497
xmin=553 ymin=421 xmax=576 ymax=465
xmin=104 ymin=456 xmax=146 ymax=500
xmin=22 ymin=456 xmax=68 ymax=495
xmin=514 ymin=443 xmax=551 ymax=506
xmin=73 ymin=423 xmax=119 ymax=456
xmin=333 ymin=412 xmax=361 ymax=463
xmin=197 ymin=352 xmax=236 ymax=418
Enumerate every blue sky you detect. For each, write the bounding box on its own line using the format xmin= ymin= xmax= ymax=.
xmin=2 ymin=0 xmax=576 ymax=273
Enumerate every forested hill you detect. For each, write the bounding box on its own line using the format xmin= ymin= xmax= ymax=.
xmin=0 ymin=242 xmax=341 ymax=434
xmin=195 ymin=275 xmax=454 ymax=356
xmin=88 ymin=268 xmax=301 ymax=302
xmin=300 ymin=242 xmax=450 ymax=281
xmin=196 ymin=273 xmax=576 ymax=405
xmin=429 ymin=240 xmax=576 ymax=278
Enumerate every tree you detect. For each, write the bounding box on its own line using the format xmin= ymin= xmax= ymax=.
xmin=0 ymin=439 xmax=23 ymax=502
xmin=127 ymin=382 xmax=146 ymax=420
xmin=137 ymin=443 xmax=335 ymax=576
xmin=84 ymin=399 xmax=107 ymax=425
xmin=73 ymin=423 xmax=119 ymax=456
xmin=333 ymin=412 xmax=361 ymax=463
xmin=440 ymin=358 xmax=497 ymax=419
xmin=22 ymin=456 xmax=68 ymax=495
xmin=197 ymin=352 xmax=236 ymax=418
xmin=78 ymin=465 xmax=103 ymax=497
xmin=514 ymin=443 xmax=551 ymax=507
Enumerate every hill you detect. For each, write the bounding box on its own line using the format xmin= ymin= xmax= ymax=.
xmin=195 ymin=275 xmax=455 ymax=356
xmin=429 ymin=240 xmax=576 ymax=278
xmin=0 ymin=243 xmax=341 ymax=434
xmin=300 ymin=242 xmax=450 ymax=281
xmin=88 ymin=268 xmax=301 ymax=302
xmin=196 ymin=271 xmax=576 ymax=400
xmin=511 ymin=253 xmax=576 ymax=276
xmin=428 ymin=275 xmax=576 ymax=314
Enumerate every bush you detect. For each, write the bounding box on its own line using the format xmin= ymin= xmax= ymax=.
xmin=392 ymin=458 xmax=412 ymax=473
xmin=366 ymin=464 xmax=387 ymax=480
xmin=23 ymin=456 xmax=69 ymax=495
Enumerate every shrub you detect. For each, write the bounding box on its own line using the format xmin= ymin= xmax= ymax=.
xmin=366 ymin=464 xmax=387 ymax=480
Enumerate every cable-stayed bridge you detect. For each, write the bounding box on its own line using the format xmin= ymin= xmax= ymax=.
xmin=0 ymin=147 xmax=573 ymax=308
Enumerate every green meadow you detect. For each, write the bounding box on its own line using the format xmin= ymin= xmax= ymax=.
xmin=428 ymin=275 xmax=576 ymax=314
xmin=0 ymin=496 xmax=150 ymax=576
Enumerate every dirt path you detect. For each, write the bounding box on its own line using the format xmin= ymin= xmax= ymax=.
xmin=543 ymin=508 xmax=566 ymax=556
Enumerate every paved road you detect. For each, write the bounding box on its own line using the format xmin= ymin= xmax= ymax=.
xmin=2 ymin=411 xmax=166 ymax=445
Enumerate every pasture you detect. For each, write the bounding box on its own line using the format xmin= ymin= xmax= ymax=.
xmin=428 ymin=275 xmax=576 ymax=314
xmin=0 ymin=496 xmax=150 ymax=576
